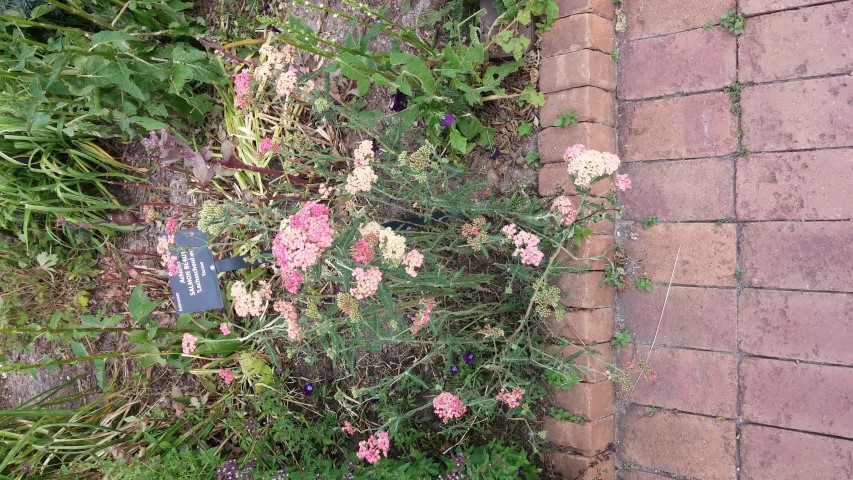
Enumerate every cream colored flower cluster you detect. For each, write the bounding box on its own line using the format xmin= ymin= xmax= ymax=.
xmin=563 ymin=144 xmax=620 ymax=187
xmin=345 ymin=140 xmax=378 ymax=195
xmin=254 ymin=39 xmax=302 ymax=97
xmin=359 ymin=221 xmax=408 ymax=265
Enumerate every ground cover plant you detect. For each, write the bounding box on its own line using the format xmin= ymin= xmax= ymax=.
xmin=0 ymin=1 xmax=633 ymax=478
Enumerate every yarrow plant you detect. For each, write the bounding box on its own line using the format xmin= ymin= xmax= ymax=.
xmin=356 ymin=431 xmax=390 ymax=464
xmin=563 ymin=144 xmax=621 ymax=187
xmin=496 ymin=388 xmax=525 ymax=409
xmin=271 ymin=201 xmax=334 ymax=293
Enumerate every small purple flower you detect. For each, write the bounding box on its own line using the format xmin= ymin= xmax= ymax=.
xmin=390 ymin=90 xmax=408 ymax=112
xmin=262 ymin=3 xmax=270 ymax=13
xmin=303 ymin=383 xmax=314 ymax=396
xmin=439 ymin=113 xmax=456 ymax=127
xmin=489 ymin=147 xmax=501 ymax=159
xmin=517 ymin=467 xmax=522 ymax=476
xmin=450 ymin=364 xmax=459 ymax=376
xmin=462 ymin=351 xmax=475 ymax=365
xmin=267 ymin=26 xmax=281 ymax=33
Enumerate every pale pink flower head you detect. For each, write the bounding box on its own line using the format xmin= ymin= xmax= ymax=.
xmin=219 ymin=322 xmax=231 ymax=335
xmin=613 ymin=173 xmax=632 ymax=191
xmin=259 ymin=137 xmax=281 ymax=155
xmin=274 ymin=300 xmax=302 ymax=341
xmin=551 ymin=195 xmax=577 ymax=226
xmin=272 ymin=201 xmax=334 ymax=293
xmin=164 ymin=217 xmax=178 ymax=235
xmin=402 ymin=249 xmax=424 ymax=277
xmin=351 ymin=266 xmax=382 ymax=300
xmin=563 ymin=144 xmax=587 ymax=161
xmin=520 ymin=245 xmax=544 ymax=266
xmin=565 ymin=147 xmax=622 ymax=187
xmin=357 ymin=431 xmax=390 ymax=464
xmin=344 ymin=165 xmax=378 ymax=195
xmin=500 ymin=223 xmax=518 ymax=239
xmin=410 ymin=298 xmax=435 ymax=334
xmin=433 ymin=392 xmax=467 ymax=422
xmin=353 ymin=140 xmax=375 ymax=168
xmin=496 ymin=387 xmax=525 ymax=409
xmin=218 ymin=368 xmax=235 ymax=385
xmin=233 ymin=70 xmax=252 ymax=108
xmin=342 ymin=420 xmax=356 ymax=435
xmin=181 ymin=333 xmax=198 ymax=355
xmin=275 ymin=69 xmax=298 ymax=97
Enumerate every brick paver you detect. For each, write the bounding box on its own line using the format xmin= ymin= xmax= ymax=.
xmin=619 ymin=405 xmax=736 ymax=479
xmin=541 ymin=86 xmax=616 ymax=127
xmin=540 ymin=50 xmax=615 ymax=93
xmin=740 ymin=425 xmax=853 ymax=480
xmin=741 ymin=0 xmax=836 ymax=15
xmin=739 ymin=1 xmax=853 ymax=82
xmin=736 ymin=149 xmax=853 ymax=220
xmin=618 ymin=345 xmax=738 ymax=417
xmin=539 ymin=123 xmax=616 ymax=163
xmin=741 ymin=77 xmax=853 ymax=152
xmin=619 ymin=93 xmax=738 ymax=161
xmin=619 ymin=27 xmax=736 ymax=100
xmin=623 ymin=0 xmax=735 ymax=40
xmin=741 ymin=357 xmax=853 ymax=438
xmin=613 ymin=0 xmax=853 ymax=477
xmin=739 ymin=289 xmax=853 ymax=366
xmin=542 ymin=14 xmax=615 ymax=57
xmin=620 ymin=286 xmax=738 ymax=351
xmin=619 ymin=158 xmax=734 ymax=221
xmin=741 ymin=221 xmax=853 ymax=292
xmin=621 ymin=223 xmax=738 ymax=286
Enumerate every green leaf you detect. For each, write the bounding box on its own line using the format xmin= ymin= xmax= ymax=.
xmin=517 ymin=122 xmax=533 ymax=137
xmin=90 ymin=31 xmax=136 ymax=47
xmin=128 ymin=285 xmax=160 ymax=323
xmin=170 ymin=64 xmax=194 ymax=94
xmin=553 ymin=109 xmax=578 ymax=127
xmin=448 ymin=127 xmax=468 ymax=153
xmin=29 ymin=4 xmax=55 ymax=20
xmin=519 ymin=84 xmax=545 ymax=107
xmin=70 ymin=342 xmax=87 ymax=358
xmin=129 ymin=116 xmax=169 ymax=132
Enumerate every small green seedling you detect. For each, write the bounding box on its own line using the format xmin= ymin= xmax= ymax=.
xmin=517 ymin=121 xmax=533 ymax=137
xmin=714 ymin=219 xmax=726 ymax=226
xmin=601 ymin=264 xmax=626 ymax=289
xmin=720 ymin=9 xmax=746 ymax=36
xmin=553 ymin=109 xmax=578 ymax=128
xmin=550 ymin=407 xmax=590 ymax=424
xmin=643 ymin=215 xmax=660 ymax=229
xmin=734 ymin=267 xmax=745 ymax=279
xmin=635 ymin=276 xmax=653 ymax=292
xmin=704 ymin=21 xmax=714 ymax=29
xmin=524 ymin=151 xmax=540 ymax=167
xmin=611 ymin=330 xmax=632 ymax=348
xmin=610 ymin=49 xmax=619 ymax=61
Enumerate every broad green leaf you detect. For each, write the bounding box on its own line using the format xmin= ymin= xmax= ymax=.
xmin=128 ymin=285 xmax=161 ymax=323
xmin=90 ymin=31 xmax=136 ymax=47
xmin=448 ymin=127 xmax=468 ymax=153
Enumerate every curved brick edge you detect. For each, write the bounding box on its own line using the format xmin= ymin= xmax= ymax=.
xmin=538 ymin=1 xmax=617 ymax=478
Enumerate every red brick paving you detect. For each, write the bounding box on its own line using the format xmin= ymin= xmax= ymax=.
xmin=620 ymin=286 xmax=738 ymax=351
xmin=613 ymin=0 xmax=853 ymax=477
xmin=619 ymin=405 xmax=737 ymax=479
xmin=618 ymin=28 xmax=736 ymax=100
xmin=621 ymin=223 xmax=738 ymax=286
xmin=540 ymin=49 xmax=616 ymax=93
xmin=738 ymin=1 xmax=853 ymax=82
xmin=619 ymin=157 xmax=735 ymax=221
xmin=542 ymin=14 xmax=616 ymax=57
xmin=736 ymin=149 xmax=853 ymax=220
xmin=741 ymin=357 xmax=853 ymax=438
xmin=739 ymin=289 xmax=853 ymax=366
xmin=622 ymin=0 xmax=735 ymax=40
xmin=541 ymin=86 xmax=616 ymax=127
xmin=741 ymin=77 xmax=853 ymax=152
xmin=740 ymin=425 xmax=853 ymax=480
xmin=741 ymin=221 xmax=853 ymax=291
xmin=618 ymin=345 xmax=738 ymax=417
xmin=619 ymin=93 xmax=738 ymax=161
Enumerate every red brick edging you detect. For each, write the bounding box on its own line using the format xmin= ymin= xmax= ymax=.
xmin=537 ymin=1 xmax=618 ymax=478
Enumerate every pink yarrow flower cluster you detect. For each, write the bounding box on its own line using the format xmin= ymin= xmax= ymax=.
xmin=357 ymin=431 xmax=390 ymax=464
xmin=164 ymin=217 xmax=178 ymax=235
xmin=273 ymin=300 xmax=301 ymax=341
xmin=410 ymin=298 xmax=435 ymax=334
xmin=496 ymin=387 xmax=525 ymax=409
xmin=501 ymin=224 xmax=544 ymax=267
xmin=433 ymin=392 xmax=467 ymax=422
xmin=230 ymin=280 xmax=272 ymax=317
xmin=182 ymin=333 xmax=197 ymax=355
xmin=350 ymin=236 xmax=376 ymax=264
xmin=351 ymin=266 xmax=382 ymax=300
xmin=272 ymin=202 xmax=334 ymax=293
xmin=233 ymin=70 xmax=252 ymax=109
xmin=402 ymin=249 xmax=423 ymax=277
xmin=345 ymin=140 xmax=378 ymax=196
xmin=219 ymin=322 xmax=231 ymax=335
xmin=156 ymin=234 xmax=179 ymax=276
xmin=342 ymin=420 xmax=356 ymax=435
xmin=551 ymin=196 xmax=578 ymax=226
xmin=219 ymin=368 xmax=235 ymax=385
xmin=562 ymin=144 xmax=620 ymax=187
xmin=612 ymin=173 xmax=632 ymax=192
xmin=259 ymin=137 xmax=281 ymax=155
